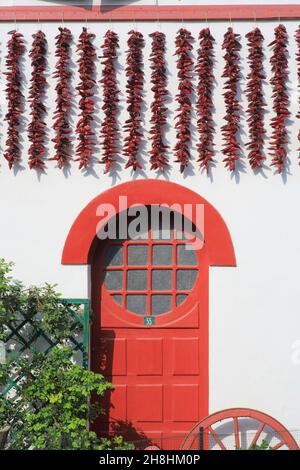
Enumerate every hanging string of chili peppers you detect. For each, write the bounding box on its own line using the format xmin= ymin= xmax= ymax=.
xmin=269 ymin=25 xmax=290 ymax=174
xmin=28 ymin=30 xmax=48 ymax=170
xmin=195 ymin=27 xmax=215 ymax=174
xmin=221 ymin=27 xmax=241 ymax=172
xmin=174 ymin=28 xmax=194 ymax=173
xmin=99 ymin=30 xmax=120 ymax=174
xmin=149 ymin=31 xmax=169 ymax=171
xmin=245 ymin=27 xmax=266 ymax=170
xmin=50 ymin=27 xmax=73 ymax=169
xmin=4 ymin=30 xmax=25 ymax=169
xmin=296 ymin=26 xmax=300 ymax=163
xmin=75 ymin=27 xmax=96 ymax=170
xmin=124 ymin=30 xmax=145 ymax=171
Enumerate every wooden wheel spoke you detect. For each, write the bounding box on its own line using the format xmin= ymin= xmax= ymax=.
xmin=233 ymin=417 xmax=240 ymax=449
xmin=207 ymin=426 xmax=227 ymax=450
xmin=271 ymin=440 xmax=285 ymax=450
xmin=249 ymin=422 xmax=265 ymax=449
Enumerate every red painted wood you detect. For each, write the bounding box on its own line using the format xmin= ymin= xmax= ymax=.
xmin=181 ymin=408 xmax=299 ymax=450
xmin=0 ymin=5 xmax=300 ymax=21
xmin=91 ymin=226 xmax=209 ymax=450
xmin=62 ymin=180 xmax=236 ymax=267
xmin=62 ymin=180 xmax=235 ymax=449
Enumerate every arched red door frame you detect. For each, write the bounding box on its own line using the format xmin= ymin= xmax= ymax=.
xmin=62 ymin=179 xmax=236 ymax=267
xmin=62 ymin=180 xmax=236 ymax=435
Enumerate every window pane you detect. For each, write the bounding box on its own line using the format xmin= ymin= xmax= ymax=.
xmin=128 ymin=245 xmax=148 ymax=266
xmin=103 ymin=270 xmax=123 ymax=290
xmin=176 ymin=294 xmax=188 ymax=306
xmin=152 ymin=245 xmax=173 ymax=265
xmin=112 ymin=294 xmax=122 ymax=305
xmin=127 ymin=270 xmax=148 ymax=291
xmin=126 ymin=295 xmax=147 ymax=314
xmin=151 ymin=295 xmax=172 ymax=314
xmin=104 ymin=245 xmax=123 ymax=266
xmin=152 ymin=269 xmax=172 ymax=291
xmin=176 ymin=269 xmax=198 ymax=290
xmin=177 ymin=245 xmax=197 ymax=266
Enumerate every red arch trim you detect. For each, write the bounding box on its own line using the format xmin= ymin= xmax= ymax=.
xmin=62 ymin=180 xmax=236 ymax=267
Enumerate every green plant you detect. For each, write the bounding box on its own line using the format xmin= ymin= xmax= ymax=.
xmin=236 ymin=439 xmax=272 ymax=450
xmin=0 ymin=259 xmax=133 ymax=450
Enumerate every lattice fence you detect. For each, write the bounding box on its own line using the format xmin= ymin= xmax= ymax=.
xmin=0 ymin=299 xmax=89 ymax=398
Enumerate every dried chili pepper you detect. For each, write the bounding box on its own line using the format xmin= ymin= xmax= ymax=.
xmin=123 ymin=30 xmax=144 ymax=171
xmin=4 ymin=30 xmax=25 ymax=169
xmin=295 ymin=26 xmax=300 ymax=163
xmin=28 ymin=30 xmax=48 ymax=170
xmin=245 ymin=27 xmax=266 ymax=170
xmin=50 ymin=27 xmax=73 ymax=169
xmin=75 ymin=27 xmax=96 ymax=170
xmin=221 ymin=27 xmax=241 ymax=172
xmin=174 ymin=28 xmax=194 ymax=173
xmin=149 ymin=31 xmax=169 ymax=171
xmin=99 ymin=30 xmax=120 ymax=174
xmin=268 ymin=24 xmax=290 ymax=174
xmin=195 ymin=27 xmax=215 ymax=174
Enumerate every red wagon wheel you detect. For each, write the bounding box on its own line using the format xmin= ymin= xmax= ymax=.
xmin=181 ymin=408 xmax=299 ymax=450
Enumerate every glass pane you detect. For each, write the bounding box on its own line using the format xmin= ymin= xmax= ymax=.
xmin=152 ymin=245 xmax=173 ymax=265
xmin=112 ymin=294 xmax=122 ymax=305
xmin=126 ymin=295 xmax=147 ymax=314
xmin=104 ymin=245 xmax=123 ymax=266
xmin=176 ymin=294 xmax=188 ymax=306
xmin=128 ymin=245 xmax=148 ymax=266
xmin=151 ymin=295 xmax=172 ymax=314
xmin=152 ymin=269 xmax=172 ymax=291
xmin=177 ymin=245 xmax=197 ymax=266
xmin=103 ymin=270 xmax=123 ymax=290
xmin=127 ymin=270 xmax=148 ymax=291
xmin=176 ymin=269 xmax=198 ymax=290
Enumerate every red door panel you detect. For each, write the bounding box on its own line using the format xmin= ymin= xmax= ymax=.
xmin=91 ymin=213 xmax=209 ymax=450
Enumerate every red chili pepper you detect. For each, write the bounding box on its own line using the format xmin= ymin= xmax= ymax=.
xmin=75 ymin=27 xmax=96 ymax=170
xmin=149 ymin=31 xmax=169 ymax=172
xmin=99 ymin=30 xmax=120 ymax=174
xmin=268 ymin=24 xmax=290 ymax=174
xmin=295 ymin=26 xmax=300 ymax=164
xmin=174 ymin=28 xmax=194 ymax=173
xmin=245 ymin=27 xmax=266 ymax=170
xmin=49 ymin=28 xmax=73 ymax=169
xmin=4 ymin=30 xmax=25 ymax=169
xmin=195 ymin=27 xmax=215 ymax=174
xmin=27 ymin=30 xmax=47 ymax=170
xmin=123 ymin=30 xmax=144 ymax=171
xmin=221 ymin=27 xmax=241 ymax=172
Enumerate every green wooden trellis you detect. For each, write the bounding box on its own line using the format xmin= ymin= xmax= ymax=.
xmin=1 ymin=299 xmax=90 ymax=397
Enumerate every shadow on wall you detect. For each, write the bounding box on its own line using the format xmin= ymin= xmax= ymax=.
xmin=40 ymin=0 xmax=141 ymax=11
xmin=40 ymin=0 xmax=93 ymax=9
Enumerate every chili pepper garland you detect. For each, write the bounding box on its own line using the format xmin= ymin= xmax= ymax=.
xmin=174 ymin=28 xmax=194 ymax=173
xmin=99 ymin=30 xmax=120 ymax=174
xmin=124 ymin=30 xmax=144 ymax=171
xmin=4 ymin=30 xmax=25 ymax=169
xmin=75 ymin=27 xmax=96 ymax=170
xmin=50 ymin=27 xmax=73 ymax=169
xmin=245 ymin=27 xmax=266 ymax=170
xmin=149 ymin=31 xmax=169 ymax=171
xmin=195 ymin=28 xmax=215 ymax=174
xmin=27 ymin=30 xmax=48 ymax=170
xmin=295 ymin=26 xmax=300 ymax=163
xmin=221 ymin=27 xmax=241 ymax=172
xmin=269 ymin=25 xmax=290 ymax=174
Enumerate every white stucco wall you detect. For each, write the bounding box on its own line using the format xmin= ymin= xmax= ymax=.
xmin=0 ymin=7 xmax=300 ymax=438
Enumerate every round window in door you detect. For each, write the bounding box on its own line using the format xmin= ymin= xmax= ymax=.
xmin=99 ymin=207 xmax=201 ymax=325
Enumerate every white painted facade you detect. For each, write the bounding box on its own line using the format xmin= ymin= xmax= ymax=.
xmin=0 ymin=1 xmax=300 ymax=441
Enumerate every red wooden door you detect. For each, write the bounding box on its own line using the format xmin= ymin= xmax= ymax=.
xmin=91 ymin=209 xmax=209 ymax=450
